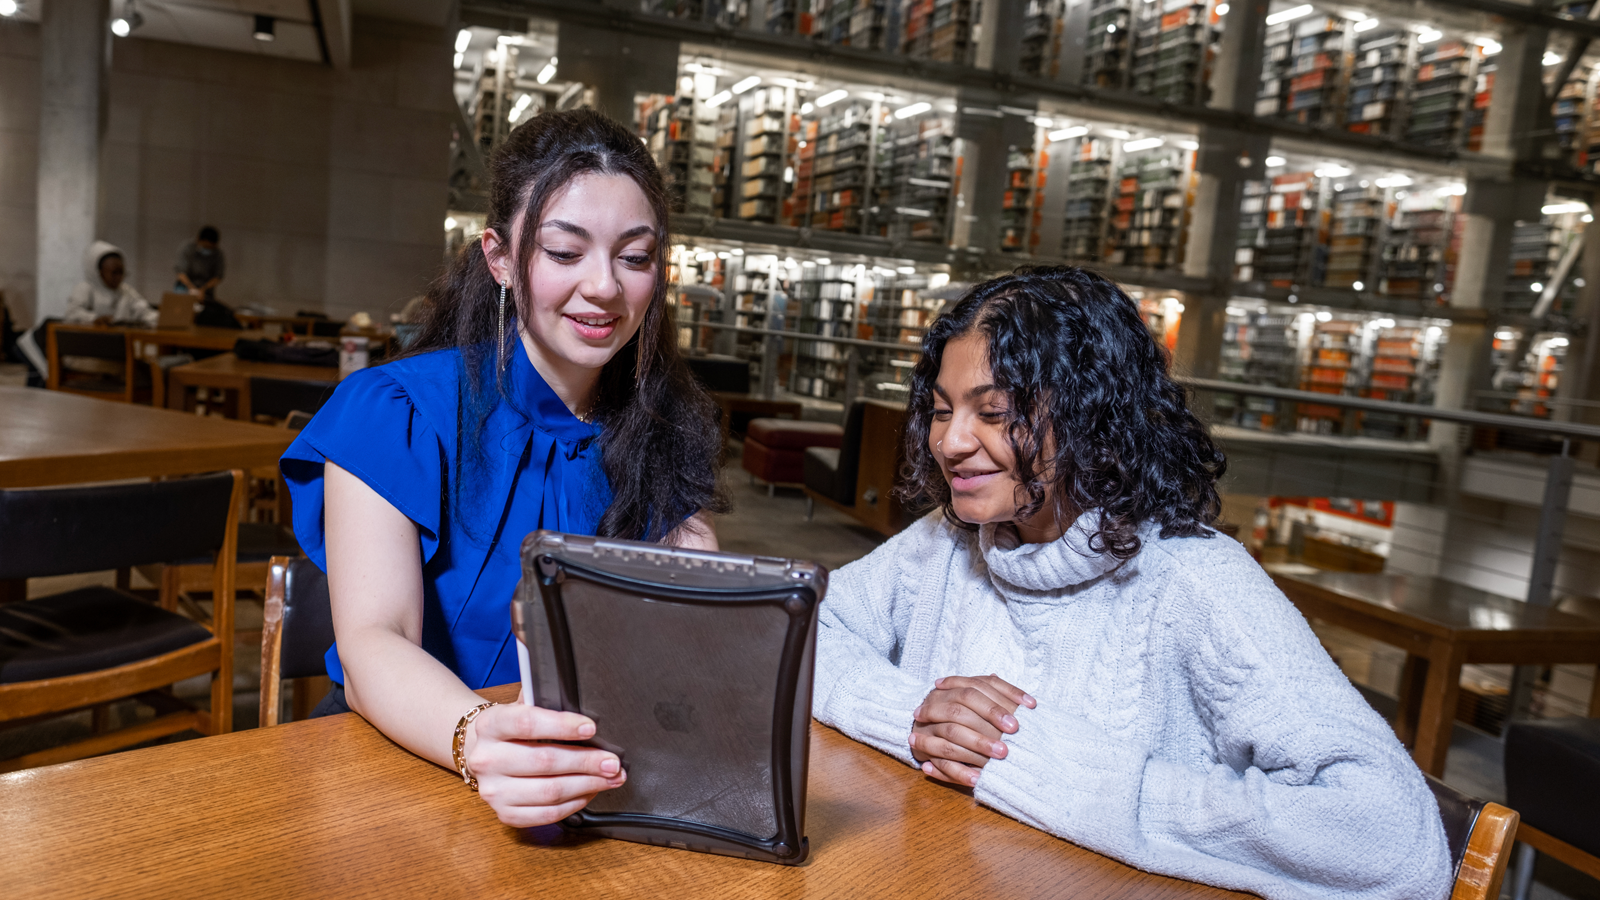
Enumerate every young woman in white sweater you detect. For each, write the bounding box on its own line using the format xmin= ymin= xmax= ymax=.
xmin=812 ymin=266 xmax=1451 ymax=900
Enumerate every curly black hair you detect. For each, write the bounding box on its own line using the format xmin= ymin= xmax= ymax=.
xmin=897 ymin=265 xmax=1226 ymax=559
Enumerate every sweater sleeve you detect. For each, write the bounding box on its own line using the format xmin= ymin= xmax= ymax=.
xmin=62 ymin=283 xmax=95 ymax=324
xmin=811 ymin=514 xmax=946 ymax=766
xmin=973 ymin=552 xmax=1452 ymax=900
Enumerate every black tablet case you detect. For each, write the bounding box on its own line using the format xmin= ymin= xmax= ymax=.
xmin=510 ymin=530 xmax=825 ymax=865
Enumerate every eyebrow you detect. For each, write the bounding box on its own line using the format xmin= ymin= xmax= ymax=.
xmin=931 ymin=382 xmax=1000 ymax=401
xmin=540 ymin=221 xmax=656 ymax=243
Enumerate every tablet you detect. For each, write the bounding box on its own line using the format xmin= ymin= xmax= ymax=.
xmin=510 ymin=530 xmax=825 ymax=866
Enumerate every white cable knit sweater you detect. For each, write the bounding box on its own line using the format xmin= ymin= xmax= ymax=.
xmin=812 ymin=510 xmax=1451 ymax=900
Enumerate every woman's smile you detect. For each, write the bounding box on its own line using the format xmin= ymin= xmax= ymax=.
xmin=565 ymin=313 xmax=620 ymax=340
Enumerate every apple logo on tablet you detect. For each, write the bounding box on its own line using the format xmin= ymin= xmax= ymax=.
xmin=654 ymin=698 xmax=695 ymax=733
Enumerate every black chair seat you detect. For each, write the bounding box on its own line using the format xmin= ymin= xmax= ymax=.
xmin=171 ymin=523 xmax=299 ymax=567
xmin=803 ymin=447 xmax=849 ymax=506
xmin=0 ymin=588 xmax=212 ymax=684
xmin=1505 ymin=717 xmax=1600 ymax=858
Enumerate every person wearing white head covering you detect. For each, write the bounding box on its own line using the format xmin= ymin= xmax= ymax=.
xmin=63 ymin=241 xmax=157 ymax=328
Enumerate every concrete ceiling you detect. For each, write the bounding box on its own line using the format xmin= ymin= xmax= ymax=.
xmin=351 ymin=0 xmax=452 ymax=27
xmin=131 ymin=0 xmax=322 ymax=63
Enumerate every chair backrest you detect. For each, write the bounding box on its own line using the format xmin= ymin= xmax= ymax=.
xmin=53 ymin=327 xmax=127 ymax=361
xmin=833 ymin=399 xmax=870 ymax=499
xmin=685 ymin=355 xmax=752 ymax=394
xmin=261 ymin=556 xmax=335 ymax=726
xmin=1424 ymin=774 xmax=1520 ymax=900
xmin=0 ymin=472 xmax=236 ymax=580
xmin=250 ymin=377 xmax=334 ymax=421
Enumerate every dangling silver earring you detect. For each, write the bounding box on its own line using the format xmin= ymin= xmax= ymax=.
xmin=496 ymin=282 xmax=509 ymax=372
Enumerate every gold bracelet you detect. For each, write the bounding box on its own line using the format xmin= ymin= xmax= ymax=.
xmin=451 ymin=701 xmax=498 ymax=791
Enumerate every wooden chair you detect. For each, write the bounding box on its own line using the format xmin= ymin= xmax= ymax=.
xmin=1425 ymin=774 xmax=1520 ymax=900
xmin=46 ymin=322 xmax=136 ymax=402
xmin=260 ymin=556 xmax=335 ymax=726
xmin=0 ymin=471 xmax=244 ymax=773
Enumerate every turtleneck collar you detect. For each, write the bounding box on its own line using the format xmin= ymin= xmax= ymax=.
xmin=978 ymin=508 xmax=1128 ymax=596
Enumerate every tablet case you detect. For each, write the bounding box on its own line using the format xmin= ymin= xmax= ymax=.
xmin=510 ymin=530 xmax=825 ymax=865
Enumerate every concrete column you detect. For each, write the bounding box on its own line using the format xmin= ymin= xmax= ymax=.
xmin=1557 ymin=221 xmax=1600 ymax=425
xmin=556 ymin=22 xmax=678 ymax=127
xmin=35 ymin=0 xmax=108 ymax=324
xmin=953 ymin=95 xmax=1035 ymax=252
xmin=1172 ymin=0 xmax=1267 ymax=381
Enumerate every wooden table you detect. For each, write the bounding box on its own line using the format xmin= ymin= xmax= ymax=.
xmin=0 ymin=386 xmax=294 ymax=488
xmin=127 ymin=325 xmax=269 ymax=355
xmin=0 ymin=683 xmax=1245 ymax=900
xmin=1271 ymin=568 xmax=1600 ymax=776
xmin=166 ymin=354 xmax=338 ymax=419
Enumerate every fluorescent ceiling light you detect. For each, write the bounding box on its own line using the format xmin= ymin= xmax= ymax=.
xmin=1049 ymin=125 xmax=1089 ymax=141
xmin=732 ymin=75 xmax=762 ymax=94
xmin=897 ymin=266 xmax=917 ymax=275
xmin=1418 ymin=28 xmax=1441 ymax=43
xmin=1354 ymin=18 xmax=1379 ymax=32
xmin=444 ymin=217 xmax=457 ymax=231
xmin=1265 ymin=155 xmax=1286 ymax=166
xmin=1544 ymin=51 xmax=1562 ymax=66
xmin=1177 ymin=139 xmax=1199 ymax=150
xmin=895 ymin=101 xmax=932 ymax=119
xmin=1475 ymin=37 xmax=1502 ymax=55
xmin=816 ymin=89 xmax=848 ymax=107
xmin=816 ymin=258 xmax=832 ymax=265
xmin=800 ymin=102 xmax=814 ymax=114
xmin=1123 ymin=137 xmax=1165 ymax=152
xmin=1543 ymin=201 xmax=1588 ymax=214
xmin=455 ymin=29 xmax=471 ymax=52
xmin=253 ymin=14 xmax=275 ymax=41
xmin=536 ymin=59 xmax=557 ymax=84
xmin=1265 ymin=4 xmax=1315 ymax=26
xmin=705 ymin=90 xmax=732 ymax=108
xmin=1375 ymin=174 xmax=1413 ymax=188
xmin=1314 ymin=165 xmax=1351 ymax=177
xmin=0 ymin=0 xmax=17 ymax=14
xmin=1436 ymin=183 xmax=1467 ymax=196
xmin=1215 ymin=3 xmax=1229 ymax=13
xmin=1100 ymin=128 xmax=1131 ymax=139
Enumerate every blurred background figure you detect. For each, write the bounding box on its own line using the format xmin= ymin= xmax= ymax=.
xmin=174 ymin=225 xmax=241 ymax=328
xmin=64 ymin=241 xmax=156 ymax=328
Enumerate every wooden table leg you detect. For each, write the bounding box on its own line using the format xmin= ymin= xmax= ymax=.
xmin=1393 ymin=653 xmax=1429 ymax=747
xmin=1412 ymin=640 xmax=1466 ymax=777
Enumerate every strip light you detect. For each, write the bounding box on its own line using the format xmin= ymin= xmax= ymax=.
xmin=536 ymin=58 xmax=558 ymax=84
xmin=894 ymin=101 xmax=932 ymax=119
xmin=1123 ymin=137 xmax=1165 ymax=152
xmin=1543 ymin=201 xmax=1589 ymax=215
xmin=1049 ymin=125 xmax=1089 ymax=141
xmin=705 ymin=90 xmax=733 ymax=108
xmin=732 ymin=75 xmax=761 ymax=94
xmin=1264 ymin=4 xmax=1315 ymax=26
xmin=815 ymin=89 xmax=848 ymax=107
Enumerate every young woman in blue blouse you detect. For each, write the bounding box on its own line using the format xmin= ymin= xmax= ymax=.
xmin=281 ymin=109 xmax=726 ymax=827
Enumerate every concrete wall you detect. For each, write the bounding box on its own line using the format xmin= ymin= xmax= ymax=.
xmin=2 ymin=14 xmax=452 ymax=327
xmin=0 ymin=20 xmax=39 ymax=324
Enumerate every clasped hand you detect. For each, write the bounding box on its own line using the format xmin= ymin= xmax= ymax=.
xmin=464 ymin=701 xmax=626 ymax=827
xmin=910 ymin=674 xmax=1036 ymax=787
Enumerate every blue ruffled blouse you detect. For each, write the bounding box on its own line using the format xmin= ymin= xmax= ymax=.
xmin=280 ymin=345 xmax=610 ymax=689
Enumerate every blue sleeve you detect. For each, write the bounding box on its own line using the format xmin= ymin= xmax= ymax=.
xmin=280 ymin=367 xmax=446 ymax=570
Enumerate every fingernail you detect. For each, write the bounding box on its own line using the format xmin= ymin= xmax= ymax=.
xmin=600 ymin=758 xmax=620 ymax=776
xmin=934 ymin=677 xmax=945 ymax=687
xmin=577 ymin=721 xmax=596 ymax=738
xmin=908 ymin=733 xmax=918 ymax=748
xmin=1001 ymin=714 xmax=1018 ymax=731
xmin=922 ymin=762 xmax=934 ymax=775
xmin=969 ymin=772 xmax=979 ymax=786
xmin=1023 ymin=693 xmax=1037 ymax=708
xmin=992 ymin=742 xmax=1006 ymax=757
xmin=913 ymin=705 xmax=923 ymax=719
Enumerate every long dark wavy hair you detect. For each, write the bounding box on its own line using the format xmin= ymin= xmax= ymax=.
xmin=898 ymin=266 xmax=1225 ymax=559
xmin=406 ymin=108 xmax=727 ymax=542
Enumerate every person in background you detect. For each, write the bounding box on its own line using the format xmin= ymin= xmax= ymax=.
xmin=812 ymin=266 xmax=1451 ymax=900
xmin=64 ymin=241 xmax=157 ymax=328
xmin=175 ymin=225 xmax=241 ymax=328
